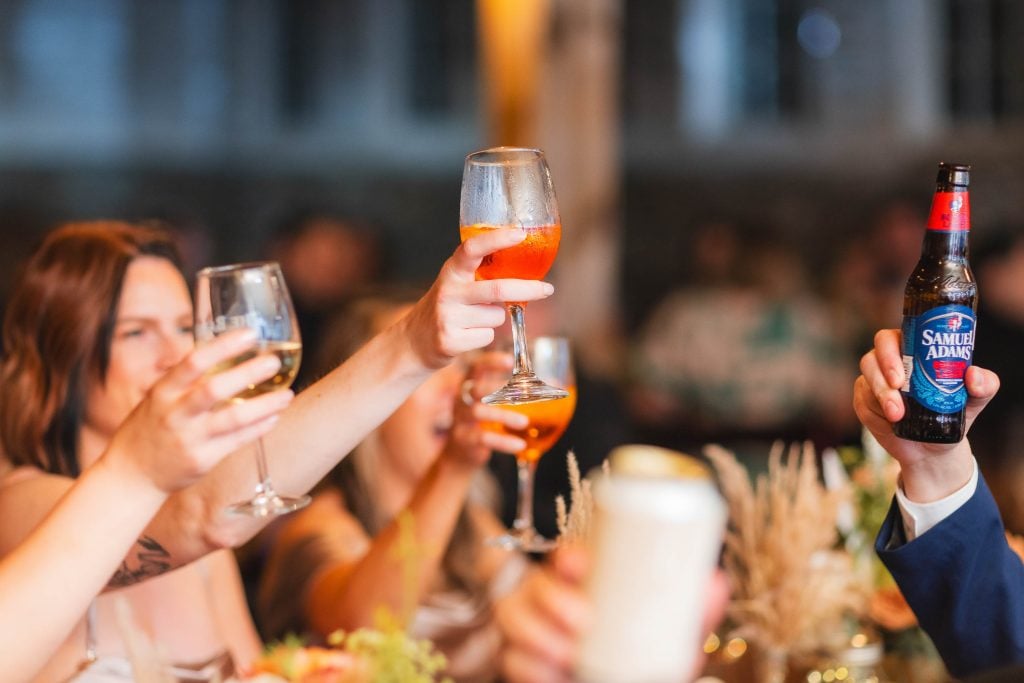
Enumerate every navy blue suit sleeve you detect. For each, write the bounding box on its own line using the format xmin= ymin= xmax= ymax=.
xmin=875 ymin=474 xmax=1024 ymax=678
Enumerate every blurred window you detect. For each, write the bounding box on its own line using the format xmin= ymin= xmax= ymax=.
xmin=0 ymin=1 xmax=1021 ymax=167
xmin=0 ymin=0 xmax=480 ymax=166
xmin=624 ymin=0 xmax=1024 ymax=157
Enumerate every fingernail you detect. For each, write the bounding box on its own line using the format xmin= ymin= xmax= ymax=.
xmin=885 ymin=400 xmax=900 ymax=419
xmin=259 ymin=358 xmax=282 ymax=375
xmin=232 ymin=328 xmax=258 ymax=345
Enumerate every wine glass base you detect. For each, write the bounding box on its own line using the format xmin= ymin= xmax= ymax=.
xmin=486 ymin=530 xmax=557 ymax=554
xmin=226 ymin=492 xmax=311 ymax=517
xmin=482 ymin=377 xmax=568 ymax=405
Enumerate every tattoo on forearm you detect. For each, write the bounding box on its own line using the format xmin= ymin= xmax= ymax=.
xmin=108 ymin=536 xmax=172 ymax=588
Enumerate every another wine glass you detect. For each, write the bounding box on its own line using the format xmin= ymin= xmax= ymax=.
xmin=487 ymin=336 xmax=577 ymax=552
xmin=459 ymin=147 xmax=568 ymax=405
xmin=194 ymin=261 xmax=309 ymax=517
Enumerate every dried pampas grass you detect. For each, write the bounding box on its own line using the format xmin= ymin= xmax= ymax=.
xmin=706 ymin=442 xmax=867 ymax=664
xmin=555 ymin=451 xmax=608 ymax=546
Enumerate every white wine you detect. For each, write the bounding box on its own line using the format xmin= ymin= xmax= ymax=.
xmin=214 ymin=341 xmax=302 ymax=400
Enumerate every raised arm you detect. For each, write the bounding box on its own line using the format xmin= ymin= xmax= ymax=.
xmin=302 ymin=354 xmax=528 ymax=633
xmin=855 ymin=328 xmax=1024 ymax=677
xmin=157 ymin=230 xmax=554 ymax=562
xmin=0 ymin=330 xmax=289 ymax=683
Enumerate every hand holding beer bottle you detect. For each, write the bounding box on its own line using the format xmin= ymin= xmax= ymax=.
xmin=895 ymin=163 xmax=978 ymax=443
xmin=854 ymin=328 xmax=999 ymax=502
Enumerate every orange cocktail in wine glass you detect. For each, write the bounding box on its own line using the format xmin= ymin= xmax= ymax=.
xmin=485 ymin=336 xmax=576 ymax=552
xmin=459 ymin=147 xmax=568 ymax=404
xmin=496 ymin=386 xmax=577 ymax=462
xmin=459 ymin=222 xmax=561 ymax=284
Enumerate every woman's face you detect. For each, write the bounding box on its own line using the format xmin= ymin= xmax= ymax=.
xmin=82 ymin=256 xmax=194 ymax=454
xmin=377 ymin=359 xmax=464 ymax=486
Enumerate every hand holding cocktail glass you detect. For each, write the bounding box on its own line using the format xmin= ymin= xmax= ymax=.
xmin=459 ymin=147 xmax=568 ymax=405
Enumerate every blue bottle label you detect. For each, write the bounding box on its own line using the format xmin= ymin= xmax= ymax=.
xmin=900 ymin=305 xmax=976 ymax=414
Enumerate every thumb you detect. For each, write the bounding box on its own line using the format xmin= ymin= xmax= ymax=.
xmin=965 ymin=364 xmax=1000 ymax=429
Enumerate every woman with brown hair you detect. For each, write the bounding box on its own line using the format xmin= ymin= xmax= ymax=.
xmin=1 ymin=328 xmax=288 ymax=683
xmin=0 ymin=221 xmax=552 ymax=682
xmin=258 ymin=291 xmax=530 ymax=683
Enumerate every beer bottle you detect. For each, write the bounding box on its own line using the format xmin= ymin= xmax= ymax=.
xmin=895 ymin=162 xmax=977 ymax=443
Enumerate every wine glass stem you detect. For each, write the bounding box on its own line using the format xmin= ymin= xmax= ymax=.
xmin=508 ymin=303 xmax=535 ymax=379
xmin=513 ymin=457 xmax=538 ymax=535
xmin=253 ymin=436 xmax=273 ymax=497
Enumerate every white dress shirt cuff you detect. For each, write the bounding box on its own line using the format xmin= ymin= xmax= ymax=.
xmin=895 ymin=457 xmax=978 ymax=542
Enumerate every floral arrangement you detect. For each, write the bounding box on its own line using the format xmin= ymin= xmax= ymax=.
xmin=828 ymin=431 xmax=918 ymax=633
xmin=247 ymin=634 xmax=363 ymax=683
xmin=247 ymin=626 xmax=450 ymax=683
xmin=706 ymin=441 xmax=868 ymax=680
xmin=554 ymin=450 xmax=602 ymax=545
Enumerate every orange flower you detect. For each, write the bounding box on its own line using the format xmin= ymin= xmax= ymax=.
xmin=869 ymin=584 xmax=917 ymax=632
xmin=247 ymin=645 xmax=363 ymax=683
xmin=1006 ymin=531 xmax=1024 ymax=563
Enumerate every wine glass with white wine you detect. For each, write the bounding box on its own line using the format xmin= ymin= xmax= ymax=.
xmin=194 ymin=261 xmax=308 ymax=517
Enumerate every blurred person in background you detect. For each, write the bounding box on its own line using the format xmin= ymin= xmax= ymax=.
xmin=827 ymin=196 xmax=925 ymax=353
xmin=0 ymin=221 xmax=554 ymax=682
xmin=629 ymin=219 xmax=856 ymax=457
xmin=258 ymin=290 xmax=531 ymax=682
xmin=0 ymin=329 xmax=288 ymax=683
xmin=962 ymin=227 xmax=1024 ymax=533
xmin=265 ymin=209 xmax=383 ymax=389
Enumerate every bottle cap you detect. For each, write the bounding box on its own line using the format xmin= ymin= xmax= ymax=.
xmin=937 ymin=162 xmax=970 ymax=187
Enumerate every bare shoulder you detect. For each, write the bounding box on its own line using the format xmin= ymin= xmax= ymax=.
xmin=0 ymin=467 xmax=74 ymax=551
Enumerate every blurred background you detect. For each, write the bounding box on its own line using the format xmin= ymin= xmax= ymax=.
xmin=3 ymin=0 xmax=1024 ymax=531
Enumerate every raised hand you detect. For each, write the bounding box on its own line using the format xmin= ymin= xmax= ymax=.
xmin=853 ymin=328 xmax=999 ymax=501
xmin=497 ymin=546 xmax=592 ymax=683
xmin=400 ymin=230 xmax=555 ymax=370
xmin=107 ymin=329 xmax=293 ymax=493
xmin=444 ymin=351 xmax=527 ymax=470
xmin=496 ymin=545 xmax=729 ymax=683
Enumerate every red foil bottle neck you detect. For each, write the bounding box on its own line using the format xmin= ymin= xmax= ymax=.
xmin=926 ymin=191 xmax=970 ymax=231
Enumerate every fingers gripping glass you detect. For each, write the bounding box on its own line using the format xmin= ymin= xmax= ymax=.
xmin=194 ymin=261 xmax=309 ymax=517
xmin=459 ymin=147 xmax=569 ymax=405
